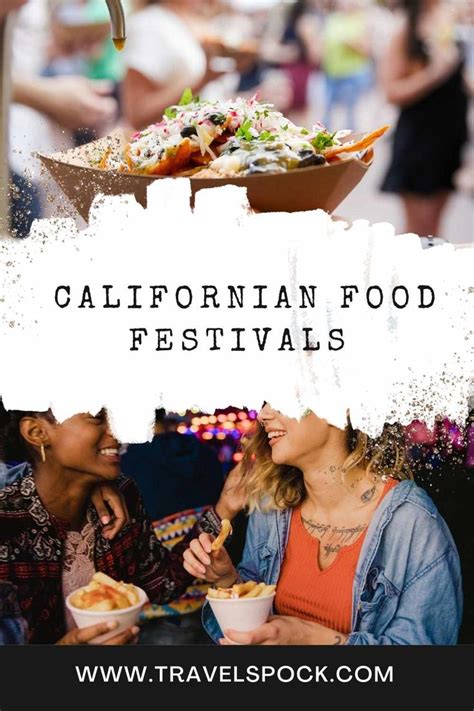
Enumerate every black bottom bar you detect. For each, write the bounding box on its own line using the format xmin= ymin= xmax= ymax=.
xmin=0 ymin=645 xmax=472 ymax=711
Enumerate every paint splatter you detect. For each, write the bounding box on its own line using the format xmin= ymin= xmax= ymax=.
xmin=0 ymin=180 xmax=472 ymax=442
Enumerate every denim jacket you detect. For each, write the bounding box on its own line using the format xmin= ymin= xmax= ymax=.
xmin=203 ymin=481 xmax=462 ymax=644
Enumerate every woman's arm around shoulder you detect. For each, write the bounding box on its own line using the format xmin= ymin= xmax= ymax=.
xmin=115 ymin=477 xmax=194 ymax=604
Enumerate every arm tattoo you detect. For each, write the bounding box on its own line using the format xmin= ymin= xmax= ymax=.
xmin=333 ymin=635 xmax=343 ymax=645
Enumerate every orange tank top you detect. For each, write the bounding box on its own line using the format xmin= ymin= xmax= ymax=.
xmin=275 ymin=478 xmax=398 ymax=634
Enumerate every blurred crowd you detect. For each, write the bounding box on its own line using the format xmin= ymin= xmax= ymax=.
xmin=2 ymin=0 xmax=473 ymax=238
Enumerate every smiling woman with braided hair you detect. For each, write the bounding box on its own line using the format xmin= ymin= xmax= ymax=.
xmin=0 ymin=402 xmax=238 ymax=645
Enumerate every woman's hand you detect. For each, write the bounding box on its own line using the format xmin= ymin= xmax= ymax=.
xmin=57 ymin=621 xmax=139 ymax=645
xmin=183 ymin=533 xmax=237 ymax=588
xmin=91 ymin=485 xmax=130 ymax=541
xmin=220 ymin=616 xmax=348 ymax=646
xmin=13 ymin=76 xmax=117 ymax=132
xmin=215 ymin=462 xmax=247 ymax=521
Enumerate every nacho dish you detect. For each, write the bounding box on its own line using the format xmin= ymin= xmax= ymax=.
xmin=69 ymin=572 xmax=140 ymax=611
xmin=99 ymin=90 xmax=389 ymax=179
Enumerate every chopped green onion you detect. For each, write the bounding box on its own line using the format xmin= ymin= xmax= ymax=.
xmin=311 ymin=130 xmax=337 ymax=152
xmin=236 ymin=117 xmax=254 ymax=141
xmin=258 ymin=130 xmax=276 ymax=142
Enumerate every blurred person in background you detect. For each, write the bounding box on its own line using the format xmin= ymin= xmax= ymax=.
xmin=5 ymin=0 xmax=117 ymax=236
xmin=380 ymin=0 xmax=468 ymax=237
xmin=122 ymin=0 xmax=226 ymax=129
xmin=121 ymin=409 xmax=249 ymax=570
xmin=46 ymin=0 xmax=130 ymax=114
xmin=201 ymin=0 xmax=294 ymax=113
xmin=43 ymin=0 xmax=130 ymax=145
xmin=261 ymin=0 xmax=321 ymax=119
xmin=321 ymin=0 xmax=373 ymax=130
xmin=121 ymin=410 xmax=225 ymax=522
xmin=452 ymin=0 xmax=474 ymax=197
xmin=0 ymin=0 xmax=27 ymax=17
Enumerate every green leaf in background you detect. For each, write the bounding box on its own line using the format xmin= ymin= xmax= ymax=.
xmin=179 ymin=87 xmax=194 ymax=106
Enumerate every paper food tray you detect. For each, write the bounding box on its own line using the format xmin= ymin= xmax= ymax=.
xmin=38 ymin=130 xmax=373 ymax=222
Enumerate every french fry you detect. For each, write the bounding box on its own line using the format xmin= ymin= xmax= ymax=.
xmin=92 ymin=572 xmax=139 ymax=605
xmin=256 ymin=584 xmax=276 ymax=598
xmin=116 ymin=581 xmax=140 ymax=606
xmin=70 ymin=572 xmax=140 ymax=611
xmin=323 ymin=125 xmax=390 ymax=160
xmin=207 ymin=579 xmax=277 ymax=600
xmin=91 ymin=572 xmax=118 ymax=588
xmin=87 ymin=599 xmax=115 ymax=612
xmin=232 ymin=581 xmax=257 ymax=597
xmin=241 ymin=582 xmax=266 ymax=598
xmin=70 ymin=591 xmax=85 ymax=609
xmin=107 ymin=588 xmax=131 ymax=609
xmin=211 ymin=519 xmax=232 ymax=551
xmin=207 ymin=587 xmax=232 ymax=599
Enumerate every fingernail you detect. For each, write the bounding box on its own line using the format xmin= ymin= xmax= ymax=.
xmin=204 ymin=557 xmax=211 ymax=565
xmin=107 ymin=620 xmax=118 ymax=629
xmin=101 ymin=516 xmax=110 ymax=525
xmin=131 ymin=626 xmax=140 ymax=635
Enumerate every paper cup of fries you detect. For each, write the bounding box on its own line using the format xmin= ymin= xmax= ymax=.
xmin=66 ymin=572 xmax=148 ymax=642
xmin=206 ymin=581 xmax=276 ymax=638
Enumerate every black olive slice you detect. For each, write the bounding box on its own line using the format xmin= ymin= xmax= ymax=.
xmin=208 ymin=113 xmax=227 ymax=125
xmin=298 ymin=153 xmax=326 ymax=168
xmin=181 ymin=126 xmax=198 ymax=138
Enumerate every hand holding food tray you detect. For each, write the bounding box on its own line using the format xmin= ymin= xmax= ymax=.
xmin=39 ymin=93 xmax=388 ymax=220
xmin=66 ymin=572 xmax=148 ymax=642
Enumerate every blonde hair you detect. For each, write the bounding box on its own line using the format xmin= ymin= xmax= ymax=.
xmin=241 ymin=419 xmax=413 ymax=513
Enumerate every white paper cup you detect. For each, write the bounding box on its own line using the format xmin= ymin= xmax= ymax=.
xmin=65 ymin=586 xmax=148 ymax=643
xmin=206 ymin=592 xmax=276 ymax=639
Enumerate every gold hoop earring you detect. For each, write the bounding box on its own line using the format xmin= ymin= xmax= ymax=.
xmin=40 ymin=444 xmax=46 ymax=463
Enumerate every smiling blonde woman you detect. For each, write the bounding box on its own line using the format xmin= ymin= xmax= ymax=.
xmin=183 ymin=405 xmax=462 ymax=645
